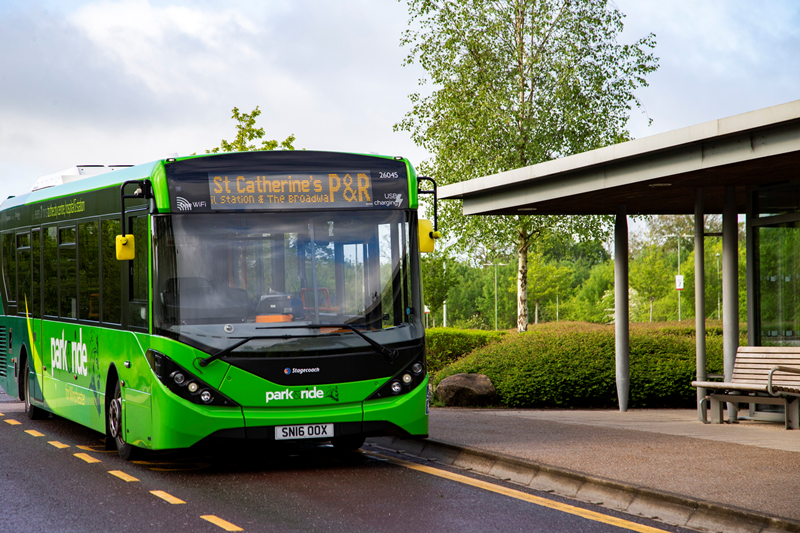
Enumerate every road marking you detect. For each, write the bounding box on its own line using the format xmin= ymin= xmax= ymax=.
xmin=76 ymin=444 xmax=115 ymax=453
xmin=74 ymin=452 xmax=101 ymax=463
xmin=109 ymin=470 xmax=139 ymax=482
xmin=49 ymin=441 xmax=70 ymax=449
xmin=24 ymin=429 xmax=44 ymax=437
xmin=373 ymin=453 xmax=671 ymax=533
xmin=200 ymin=515 xmax=244 ymax=531
xmin=4 ymin=419 xmax=21 ymax=425
xmin=150 ymin=490 xmax=185 ymax=504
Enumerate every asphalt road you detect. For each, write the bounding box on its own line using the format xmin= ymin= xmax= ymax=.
xmin=0 ymin=403 xmax=697 ymax=533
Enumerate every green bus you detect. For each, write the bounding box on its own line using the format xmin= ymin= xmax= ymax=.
xmin=0 ymin=151 xmax=437 ymax=459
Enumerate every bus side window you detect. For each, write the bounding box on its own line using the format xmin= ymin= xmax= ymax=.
xmin=16 ymin=233 xmax=30 ymax=317
xmin=79 ymin=221 xmax=100 ymax=322
xmin=59 ymin=226 xmax=77 ymax=319
xmin=43 ymin=227 xmax=58 ymax=317
xmin=2 ymin=233 xmax=16 ymax=313
xmin=102 ymin=219 xmax=122 ymax=324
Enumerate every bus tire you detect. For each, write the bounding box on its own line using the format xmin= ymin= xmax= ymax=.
xmin=22 ymin=359 xmax=47 ymax=420
xmin=108 ymin=380 xmax=147 ymax=461
xmin=331 ymin=435 xmax=365 ymax=452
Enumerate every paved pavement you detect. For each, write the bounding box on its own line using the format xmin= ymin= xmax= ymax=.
xmin=371 ymin=408 xmax=800 ymax=533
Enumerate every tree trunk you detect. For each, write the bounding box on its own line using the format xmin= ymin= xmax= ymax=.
xmin=534 ymin=301 xmax=539 ymax=325
xmin=517 ymin=232 xmax=529 ymax=332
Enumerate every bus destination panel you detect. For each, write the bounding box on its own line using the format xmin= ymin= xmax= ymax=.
xmin=208 ymin=171 xmax=378 ymax=210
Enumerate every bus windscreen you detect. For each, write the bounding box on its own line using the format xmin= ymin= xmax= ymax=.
xmin=153 ymin=210 xmax=417 ymax=355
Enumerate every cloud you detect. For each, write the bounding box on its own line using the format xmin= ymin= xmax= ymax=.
xmin=616 ymin=0 xmax=800 ymax=138
xmin=0 ymin=0 xmax=428 ymax=191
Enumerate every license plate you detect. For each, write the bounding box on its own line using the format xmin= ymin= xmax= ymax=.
xmin=275 ymin=423 xmax=334 ymax=441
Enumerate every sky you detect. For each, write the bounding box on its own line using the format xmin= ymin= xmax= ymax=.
xmin=1 ymin=0 xmax=799 ymax=195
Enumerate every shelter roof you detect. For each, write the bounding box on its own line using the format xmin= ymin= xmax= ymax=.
xmin=439 ymin=100 xmax=800 ymax=215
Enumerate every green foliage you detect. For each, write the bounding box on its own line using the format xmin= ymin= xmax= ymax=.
xmin=396 ymin=0 xmax=658 ymax=331
xmin=433 ymin=322 xmax=742 ymax=408
xmin=425 ymin=327 xmax=507 ymax=375
xmin=421 ymin=250 xmax=457 ymax=322
xmin=526 ymin=252 xmax=573 ymax=324
xmin=207 ymin=106 xmax=296 ymax=153
xmin=630 ymin=244 xmax=671 ymax=322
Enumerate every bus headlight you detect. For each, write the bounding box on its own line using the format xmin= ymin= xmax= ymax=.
xmin=366 ymin=358 xmax=427 ymax=401
xmin=145 ymin=349 xmax=238 ymax=407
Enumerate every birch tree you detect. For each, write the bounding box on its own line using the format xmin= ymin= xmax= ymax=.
xmin=396 ymin=0 xmax=658 ymax=331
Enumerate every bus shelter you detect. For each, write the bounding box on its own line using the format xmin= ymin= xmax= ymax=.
xmin=439 ymin=100 xmax=800 ymax=414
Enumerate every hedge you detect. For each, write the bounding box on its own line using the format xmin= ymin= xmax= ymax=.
xmin=432 ymin=322 xmax=745 ymax=409
xmin=425 ymin=328 xmax=506 ymax=375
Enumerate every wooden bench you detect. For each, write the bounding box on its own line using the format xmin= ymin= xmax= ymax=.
xmin=692 ymin=346 xmax=800 ymax=429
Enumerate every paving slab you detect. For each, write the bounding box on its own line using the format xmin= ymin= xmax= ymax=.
xmin=426 ymin=408 xmax=800 ymax=524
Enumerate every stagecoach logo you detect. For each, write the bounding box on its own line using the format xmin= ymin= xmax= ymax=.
xmin=284 ymin=367 xmax=320 ymax=375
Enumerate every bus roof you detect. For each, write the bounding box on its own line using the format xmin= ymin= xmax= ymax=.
xmin=1 ymin=151 xmax=418 ymax=212
xmin=2 ymin=160 xmax=160 ymax=211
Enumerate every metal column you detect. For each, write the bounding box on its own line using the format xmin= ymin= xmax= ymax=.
xmin=722 ymin=186 xmax=740 ymax=421
xmin=615 ymin=205 xmax=630 ymax=412
xmin=745 ymin=189 xmax=757 ymax=348
xmin=694 ymin=189 xmax=707 ymax=420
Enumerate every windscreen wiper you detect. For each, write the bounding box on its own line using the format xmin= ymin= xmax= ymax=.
xmin=305 ymin=323 xmax=399 ymax=362
xmin=197 ymin=324 xmax=398 ymax=367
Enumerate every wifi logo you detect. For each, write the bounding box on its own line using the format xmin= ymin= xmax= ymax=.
xmin=176 ymin=197 xmax=193 ymax=211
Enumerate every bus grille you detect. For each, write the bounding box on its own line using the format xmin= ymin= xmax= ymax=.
xmin=0 ymin=327 xmax=7 ymax=377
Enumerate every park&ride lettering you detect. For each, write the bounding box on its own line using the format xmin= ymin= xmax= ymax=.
xmin=265 ymin=386 xmax=327 ymax=404
xmin=50 ymin=329 xmax=89 ymax=377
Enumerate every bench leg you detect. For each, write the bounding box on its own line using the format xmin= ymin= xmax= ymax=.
xmin=786 ymin=398 xmax=799 ymax=430
xmin=709 ymin=396 xmax=725 ymax=424
xmin=698 ymin=397 xmax=710 ymax=424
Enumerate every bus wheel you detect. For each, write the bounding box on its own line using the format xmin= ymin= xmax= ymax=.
xmin=108 ymin=380 xmax=146 ymax=461
xmin=331 ymin=435 xmax=365 ymax=452
xmin=22 ymin=359 xmax=46 ymax=420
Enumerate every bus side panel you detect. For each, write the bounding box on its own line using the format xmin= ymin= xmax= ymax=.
xmin=149 ymin=382 xmax=245 ymax=449
xmin=40 ymin=323 xmax=153 ymax=435
xmin=123 ymin=387 xmax=151 ymax=449
xmin=363 ymin=376 xmax=429 ymax=437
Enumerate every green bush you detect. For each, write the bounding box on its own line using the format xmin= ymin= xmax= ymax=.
xmin=425 ymin=328 xmax=506 ymax=375
xmin=433 ymin=322 xmax=744 ymax=409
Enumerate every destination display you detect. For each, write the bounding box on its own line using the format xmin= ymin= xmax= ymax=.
xmin=208 ymin=171 xmax=375 ymax=210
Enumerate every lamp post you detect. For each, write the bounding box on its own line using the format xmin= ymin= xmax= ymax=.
xmin=715 ymin=252 xmax=721 ymax=320
xmin=483 ymin=261 xmax=508 ymax=331
xmin=665 ymin=234 xmax=692 ymax=321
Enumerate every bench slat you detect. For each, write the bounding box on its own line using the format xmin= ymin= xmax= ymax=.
xmin=738 ymin=347 xmax=800 ymax=354
xmin=735 ymin=359 xmax=800 ymax=366
xmin=692 ymin=381 xmax=768 ymax=392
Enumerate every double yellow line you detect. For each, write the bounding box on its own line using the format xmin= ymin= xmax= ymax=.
xmin=369 ymin=452 xmax=670 ymax=533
